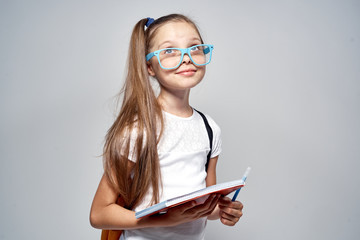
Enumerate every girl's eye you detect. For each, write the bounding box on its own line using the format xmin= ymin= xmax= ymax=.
xmin=164 ymin=49 xmax=174 ymax=54
xmin=190 ymin=46 xmax=201 ymax=51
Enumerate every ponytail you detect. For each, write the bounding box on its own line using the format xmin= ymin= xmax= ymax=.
xmin=103 ymin=18 xmax=163 ymax=208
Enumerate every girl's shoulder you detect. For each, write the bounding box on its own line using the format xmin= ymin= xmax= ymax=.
xmin=194 ymin=110 xmax=222 ymax=157
xmin=194 ymin=110 xmax=221 ymax=134
xmin=195 ymin=110 xmax=220 ymax=129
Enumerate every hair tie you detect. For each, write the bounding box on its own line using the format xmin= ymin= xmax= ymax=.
xmin=145 ymin=17 xmax=155 ymax=27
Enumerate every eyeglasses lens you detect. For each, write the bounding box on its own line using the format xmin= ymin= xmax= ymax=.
xmin=159 ymin=45 xmax=211 ymax=69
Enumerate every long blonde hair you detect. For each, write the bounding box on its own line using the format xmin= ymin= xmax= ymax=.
xmin=103 ymin=14 xmax=203 ymax=209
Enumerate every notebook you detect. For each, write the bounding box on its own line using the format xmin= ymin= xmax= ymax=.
xmin=135 ymin=178 xmax=245 ymax=219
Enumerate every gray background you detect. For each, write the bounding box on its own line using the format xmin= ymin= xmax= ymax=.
xmin=1 ymin=0 xmax=359 ymax=239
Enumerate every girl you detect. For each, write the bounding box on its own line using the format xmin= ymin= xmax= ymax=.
xmin=90 ymin=14 xmax=243 ymax=239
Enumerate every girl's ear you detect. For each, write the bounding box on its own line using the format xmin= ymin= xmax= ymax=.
xmin=147 ymin=63 xmax=156 ymax=77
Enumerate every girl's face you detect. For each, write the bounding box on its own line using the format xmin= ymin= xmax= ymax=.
xmin=147 ymin=21 xmax=206 ymax=94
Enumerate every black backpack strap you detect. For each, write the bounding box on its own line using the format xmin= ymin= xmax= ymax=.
xmin=194 ymin=109 xmax=213 ymax=172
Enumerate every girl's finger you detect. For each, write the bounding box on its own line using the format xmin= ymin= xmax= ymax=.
xmin=184 ymin=194 xmax=218 ymax=217
xmin=171 ymin=200 xmax=197 ymax=214
xmin=220 ymin=214 xmax=238 ymax=226
xmin=221 ymin=208 xmax=242 ymax=220
xmin=218 ymin=198 xmax=243 ymax=210
xmin=219 ymin=205 xmax=243 ymax=218
xmin=198 ymin=194 xmax=220 ymax=217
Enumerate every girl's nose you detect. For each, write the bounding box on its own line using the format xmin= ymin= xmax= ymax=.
xmin=182 ymin=54 xmax=191 ymax=64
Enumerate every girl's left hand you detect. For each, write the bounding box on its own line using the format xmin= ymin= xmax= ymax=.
xmin=217 ymin=196 xmax=243 ymax=226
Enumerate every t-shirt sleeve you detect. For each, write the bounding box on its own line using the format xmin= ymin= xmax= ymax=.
xmin=127 ymin=129 xmax=137 ymax=162
xmin=122 ymin=126 xmax=140 ymax=163
xmin=205 ymin=114 xmax=222 ymax=158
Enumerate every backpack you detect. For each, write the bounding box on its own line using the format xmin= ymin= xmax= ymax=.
xmin=101 ymin=109 xmax=213 ymax=240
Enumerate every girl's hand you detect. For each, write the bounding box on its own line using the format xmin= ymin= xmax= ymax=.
xmin=151 ymin=193 xmax=220 ymax=227
xmin=217 ymin=196 xmax=243 ymax=226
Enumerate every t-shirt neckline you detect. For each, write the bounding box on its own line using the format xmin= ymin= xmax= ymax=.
xmin=162 ymin=108 xmax=195 ymax=120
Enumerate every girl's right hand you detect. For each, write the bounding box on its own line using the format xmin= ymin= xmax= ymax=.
xmin=150 ymin=193 xmax=220 ymax=227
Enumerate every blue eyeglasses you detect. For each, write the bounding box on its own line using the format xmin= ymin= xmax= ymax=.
xmin=146 ymin=44 xmax=214 ymax=70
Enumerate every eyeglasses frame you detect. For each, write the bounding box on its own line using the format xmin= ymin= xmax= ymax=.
xmin=146 ymin=44 xmax=214 ymax=70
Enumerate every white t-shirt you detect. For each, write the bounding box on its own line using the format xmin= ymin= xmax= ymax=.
xmin=123 ymin=109 xmax=222 ymax=240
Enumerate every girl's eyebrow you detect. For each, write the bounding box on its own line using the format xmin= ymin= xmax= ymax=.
xmin=157 ymin=41 xmax=174 ymax=49
xmin=157 ymin=37 xmax=202 ymax=49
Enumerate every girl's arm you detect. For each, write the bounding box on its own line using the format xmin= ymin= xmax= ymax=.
xmin=206 ymin=156 xmax=244 ymax=225
xmin=90 ymin=173 xmax=150 ymax=230
xmin=90 ymin=164 xmax=220 ymax=230
xmin=206 ymin=156 xmax=221 ymax=220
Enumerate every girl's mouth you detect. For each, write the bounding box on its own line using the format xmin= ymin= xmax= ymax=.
xmin=176 ymin=69 xmax=197 ymax=76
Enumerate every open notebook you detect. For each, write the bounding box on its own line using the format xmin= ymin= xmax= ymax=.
xmin=135 ymin=178 xmax=245 ymax=219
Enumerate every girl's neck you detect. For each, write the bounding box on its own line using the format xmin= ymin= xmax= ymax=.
xmin=157 ymin=89 xmax=192 ymax=118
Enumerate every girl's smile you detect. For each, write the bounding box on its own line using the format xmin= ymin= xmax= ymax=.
xmin=176 ymin=67 xmax=197 ymax=76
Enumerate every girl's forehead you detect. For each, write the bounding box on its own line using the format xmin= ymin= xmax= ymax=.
xmin=150 ymin=21 xmax=201 ymax=49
